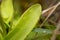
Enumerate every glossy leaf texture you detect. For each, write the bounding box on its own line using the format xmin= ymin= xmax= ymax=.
xmin=4 ymin=4 xmax=42 ymax=40
xmin=1 ymin=0 xmax=14 ymax=23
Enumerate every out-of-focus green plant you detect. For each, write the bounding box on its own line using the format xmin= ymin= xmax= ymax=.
xmin=12 ymin=0 xmax=23 ymax=27
xmin=0 ymin=0 xmax=42 ymax=40
xmin=1 ymin=0 xmax=14 ymax=23
xmin=25 ymin=28 xmax=52 ymax=40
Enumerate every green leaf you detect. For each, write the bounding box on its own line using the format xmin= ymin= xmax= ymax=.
xmin=25 ymin=28 xmax=52 ymax=40
xmin=4 ymin=4 xmax=42 ymax=40
xmin=1 ymin=0 xmax=14 ymax=23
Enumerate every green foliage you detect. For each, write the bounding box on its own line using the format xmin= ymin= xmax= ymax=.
xmin=0 ymin=0 xmax=58 ymax=40
xmin=1 ymin=0 xmax=14 ymax=23
xmin=25 ymin=28 xmax=52 ymax=40
xmin=4 ymin=4 xmax=42 ymax=40
xmin=0 ymin=0 xmax=42 ymax=40
xmin=12 ymin=0 xmax=23 ymax=27
xmin=0 ymin=34 xmax=3 ymax=40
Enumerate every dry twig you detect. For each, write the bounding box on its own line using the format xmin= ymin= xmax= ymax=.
xmin=40 ymin=2 xmax=60 ymax=27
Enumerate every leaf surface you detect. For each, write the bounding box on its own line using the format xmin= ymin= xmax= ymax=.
xmin=4 ymin=4 xmax=42 ymax=40
xmin=1 ymin=0 xmax=14 ymax=23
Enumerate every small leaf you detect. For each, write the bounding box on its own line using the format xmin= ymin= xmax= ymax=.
xmin=1 ymin=0 xmax=14 ymax=23
xmin=25 ymin=28 xmax=52 ymax=40
xmin=4 ymin=4 xmax=42 ymax=40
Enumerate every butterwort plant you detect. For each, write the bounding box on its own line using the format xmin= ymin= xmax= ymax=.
xmin=0 ymin=0 xmax=42 ymax=40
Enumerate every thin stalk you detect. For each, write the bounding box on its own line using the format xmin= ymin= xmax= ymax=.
xmin=40 ymin=2 xmax=60 ymax=28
